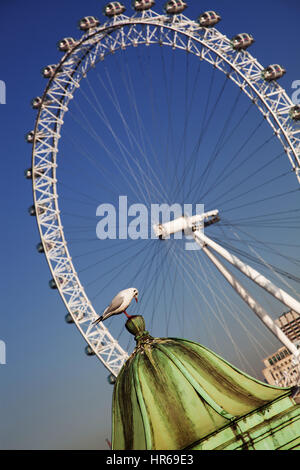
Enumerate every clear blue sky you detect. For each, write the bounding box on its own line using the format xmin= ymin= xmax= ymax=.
xmin=1 ymin=0 xmax=300 ymax=450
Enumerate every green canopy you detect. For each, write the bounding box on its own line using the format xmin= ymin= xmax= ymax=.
xmin=112 ymin=316 xmax=291 ymax=450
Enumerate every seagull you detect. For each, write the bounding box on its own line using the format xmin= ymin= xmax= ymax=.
xmin=92 ymin=288 xmax=139 ymax=325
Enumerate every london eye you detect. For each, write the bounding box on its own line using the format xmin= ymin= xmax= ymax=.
xmin=26 ymin=0 xmax=300 ymax=386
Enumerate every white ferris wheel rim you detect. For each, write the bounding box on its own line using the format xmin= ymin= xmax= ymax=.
xmin=30 ymin=9 xmax=300 ymax=377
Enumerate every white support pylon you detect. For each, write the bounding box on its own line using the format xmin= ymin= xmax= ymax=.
xmin=195 ymin=239 xmax=299 ymax=360
xmin=193 ymin=231 xmax=300 ymax=317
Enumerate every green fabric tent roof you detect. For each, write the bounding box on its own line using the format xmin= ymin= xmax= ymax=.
xmin=112 ymin=316 xmax=290 ymax=450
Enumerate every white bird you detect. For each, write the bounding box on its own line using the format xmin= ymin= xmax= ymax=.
xmin=93 ymin=288 xmax=139 ymax=325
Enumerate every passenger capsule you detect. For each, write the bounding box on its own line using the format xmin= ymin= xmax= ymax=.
xmin=290 ymin=105 xmax=300 ymax=122
xmin=31 ymin=97 xmax=43 ymax=109
xmin=24 ymin=167 xmax=46 ymax=179
xmin=49 ymin=277 xmax=64 ymax=290
xmin=65 ymin=313 xmax=74 ymax=324
xmin=164 ymin=0 xmax=187 ymax=14
xmin=25 ymin=131 xmax=46 ymax=144
xmin=78 ymin=16 xmax=100 ymax=30
xmin=85 ymin=345 xmax=95 ymax=356
xmin=26 ymin=131 xmax=35 ymax=143
xmin=107 ymin=373 xmax=116 ymax=385
xmin=25 ymin=168 xmax=33 ymax=179
xmin=198 ymin=11 xmax=221 ymax=27
xmin=57 ymin=37 xmax=78 ymax=52
xmin=36 ymin=242 xmax=45 ymax=253
xmin=104 ymin=2 xmax=126 ymax=17
xmin=262 ymin=64 xmax=286 ymax=82
xmin=28 ymin=205 xmax=37 ymax=216
xmin=41 ymin=65 xmax=58 ymax=79
xmin=49 ymin=279 xmax=57 ymax=289
xmin=132 ymin=0 xmax=155 ymax=11
xmin=231 ymin=33 xmax=254 ymax=51
xmin=31 ymin=96 xmax=53 ymax=109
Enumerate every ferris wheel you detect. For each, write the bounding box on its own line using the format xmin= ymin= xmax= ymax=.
xmin=26 ymin=1 xmax=300 ymax=385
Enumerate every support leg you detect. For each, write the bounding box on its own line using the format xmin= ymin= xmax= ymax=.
xmin=201 ymin=244 xmax=299 ymax=359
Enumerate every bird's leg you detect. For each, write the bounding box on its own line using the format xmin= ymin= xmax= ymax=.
xmin=123 ymin=310 xmax=133 ymax=319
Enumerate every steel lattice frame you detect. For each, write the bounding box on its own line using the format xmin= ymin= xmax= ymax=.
xmin=30 ymin=9 xmax=300 ymax=377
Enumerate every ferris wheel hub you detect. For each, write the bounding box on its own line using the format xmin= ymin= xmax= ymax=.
xmin=153 ymin=209 xmax=219 ymax=239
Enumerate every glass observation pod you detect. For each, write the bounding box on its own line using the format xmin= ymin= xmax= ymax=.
xmin=37 ymin=242 xmax=45 ymax=253
xmin=132 ymin=0 xmax=155 ymax=11
xmin=164 ymin=0 xmax=187 ymax=15
xmin=57 ymin=37 xmax=78 ymax=52
xmin=28 ymin=205 xmax=37 ymax=217
xmin=25 ymin=168 xmax=33 ymax=179
xmin=31 ymin=97 xmax=43 ymax=109
xmin=25 ymin=131 xmax=35 ymax=143
xmin=31 ymin=97 xmax=46 ymax=109
xmin=31 ymin=96 xmax=53 ymax=109
xmin=78 ymin=16 xmax=100 ymax=31
xmin=24 ymin=168 xmax=46 ymax=179
xmin=41 ymin=64 xmax=62 ymax=79
xmin=231 ymin=33 xmax=254 ymax=51
xmin=65 ymin=313 xmax=75 ymax=324
xmin=108 ymin=373 xmax=117 ymax=385
xmin=25 ymin=130 xmax=46 ymax=144
xmin=103 ymin=2 xmax=126 ymax=17
xmin=262 ymin=64 xmax=286 ymax=82
xmin=85 ymin=345 xmax=96 ymax=356
xmin=49 ymin=277 xmax=64 ymax=290
xmin=198 ymin=11 xmax=221 ymax=27
xmin=290 ymin=105 xmax=300 ymax=122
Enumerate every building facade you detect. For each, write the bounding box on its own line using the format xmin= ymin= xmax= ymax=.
xmin=262 ymin=310 xmax=300 ymax=386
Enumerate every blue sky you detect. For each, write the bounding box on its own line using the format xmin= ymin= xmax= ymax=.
xmin=1 ymin=0 xmax=300 ymax=450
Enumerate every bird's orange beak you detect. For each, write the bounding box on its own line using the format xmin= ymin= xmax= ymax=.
xmin=135 ymin=295 xmax=138 ymax=303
